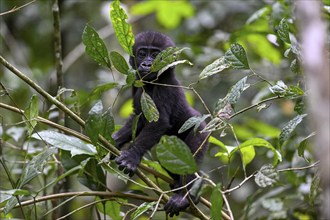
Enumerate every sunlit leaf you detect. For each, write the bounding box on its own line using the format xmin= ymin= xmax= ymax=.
xmin=110 ymin=0 xmax=134 ymax=56
xmin=82 ymin=25 xmax=111 ymax=68
xmin=110 ymin=51 xmax=129 ymax=74
xmin=240 ymin=145 xmax=256 ymax=167
xmin=199 ymin=57 xmax=230 ymax=80
xmin=24 ymin=95 xmax=39 ymax=135
xmin=225 ymin=43 xmax=250 ymax=69
xmin=141 ymin=91 xmax=159 ymax=122
xmin=156 ymin=135 xmax=197 ymax=175
xmin=130 ymin=1 xmax=194 ymax=29
xmin=255 ymin=164 xmax=279 ymax=187
xmin=32 ymin=131 xmax=97 ymax=156
xmin=279 ymin=114 xmax=307 ymax=146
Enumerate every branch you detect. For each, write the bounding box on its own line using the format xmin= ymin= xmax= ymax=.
xmin=0 ymin=191 xmax=157 ymax=213
xmin=0 ymin=0 xmax=36 ymax=16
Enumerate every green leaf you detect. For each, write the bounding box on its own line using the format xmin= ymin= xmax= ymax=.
xmin=290 ymin=59 xmax=301 ymax=74
xmin=151 ymin=47 xmax=189 ymax=72
xmin=110 ymin=51 xmax=129 ymax=75
xmin=130 ymin=1 xmax=194 ymax=29
xmin=78 ymin=158 xmax=106 ymax=191
xmin=4 ymin=197 xmax=18 ymax=215
xmin=85 ymin=101 xmax=103 ymax=145
xmin=110 ymin=0 xmax=134 ymax=56
xmin=240 ymin=145 xmax=256 ymax=167
xmin=255 ymin=164 xmax=279 ymax=187
xmin=132 ymin=113 xmax=141 ymax=142
xmin=141 ymin=159 xmax=170 ymax=178
xmin=32 ymin=131 xmax=97 ymax=156
xmin=178 ymin=114 xmax=210 ymax=134
xmin=156 ymin=136 xmax=197 ymax=175
xmin=86 ymin=101 xmax=115 ymax=145
xmin=279 ymin=114 xmax=307 ymax=145
xmin=101 ymin=107 xmax=116 ymax=143
xmin=141 ymin=91 xmax=159 ymax=122
xmin=90 ymin=83 xmax=118 ymax=100
xmin=96 ymin=199 xmax=123 ymax=220
xmin=277 ymin=18 xmax=291 ymax=43
xmin=227 ymin=76 xmax=250 ymax=105
xmin=157 ymin=59 xmax=193 ymax=77
xmin=210 ymin=185 xmax=223 ymax=220
xmin=126 ymin=69 xmax=136 ymax=86
xmin=199 ymin=56 xmax=230 ymax=80
xmin=24 ymin=95 xmax=39 ymax=135
xmin=233 ymin=138 xmax=282 ymax=165
xmin=284 ymin=85 xmax=304 ymax=99
xmin=246 ymin=6 xmax=271 ymax=24
xmin=82 ymin=25 xmax=111 ymax=68
xmin=298 ymin=132 xmax=315 ymax=161
xmin=0 ymin=190 xmax=30 ymax=204
xmin=310 ymin=174 xmax=320 ymax=206
xmin=208 ymin=136 xmax=226 ymax=151
xmin=19 ymin=147 xmax=57 ymax=187
xmin=131 ymin=202 xmax=157 ymax=220
xmin=225 ymin=43 xmax=250 ymax=69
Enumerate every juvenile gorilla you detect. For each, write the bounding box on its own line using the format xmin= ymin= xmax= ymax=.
xmin=112 ymin=31 xmax=208 ymax=216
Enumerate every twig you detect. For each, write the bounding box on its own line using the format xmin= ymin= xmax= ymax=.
xmin=278 ymin=161 xmax=320 ymax=172
xmin=230 ymin=96 xmax=281 ymax=119
xmin=0 ymin=0 xmax=36 ymax=16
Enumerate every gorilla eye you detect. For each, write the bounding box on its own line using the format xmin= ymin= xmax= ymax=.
xmin=137 ymin=50 xmax=147 ymax=58
xmin=151 ymin=51 xmax=159 ymax=59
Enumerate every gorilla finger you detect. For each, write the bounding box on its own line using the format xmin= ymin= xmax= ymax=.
xmin=118 ymin=164 xmax=126 ymax=171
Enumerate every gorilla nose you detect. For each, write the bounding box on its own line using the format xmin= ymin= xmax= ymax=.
xmin=141 ymin=62 xmax=152 ymax=68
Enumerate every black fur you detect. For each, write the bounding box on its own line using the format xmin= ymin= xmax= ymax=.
xmin=112 ymin=31 xmax=208 ymax=217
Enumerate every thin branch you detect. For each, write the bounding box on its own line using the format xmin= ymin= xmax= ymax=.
xmin=0 ymin=0 xmax=36 ymax=16
xmin=0 ymin=191 xmax=158 ymax=213
xmin=278 ymin=161 xmax=320 ymax=172
xmin=229 ymin=96 xmax=281 ymax=119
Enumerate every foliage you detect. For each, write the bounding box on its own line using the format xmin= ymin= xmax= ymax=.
xmin=0 ymin=0 xmax=327 ymax=219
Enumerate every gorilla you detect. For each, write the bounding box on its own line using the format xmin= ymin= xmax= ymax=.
xmin=112 ymin=31 xmax=208 ymax=217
